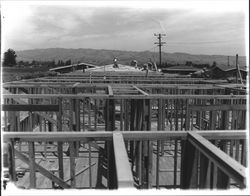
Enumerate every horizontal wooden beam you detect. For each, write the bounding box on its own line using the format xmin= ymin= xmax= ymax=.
xmin=121 ymin=130 xmax=247 ymax=140
xmin=113 ymin=132 xmax=134 ymax=188
xmin=3 ymin=131 xmax=114 ymax=142
xmin=187 ymin=132 xmax=246 ymax=188
xmin=189 ymin=104 xmax=246 ymax=111
xmin=2 ymin=104 xmax=59 ymax=112
xmin=2 ymin=83 xmax=228 ymax=89
xmin=3 ymin=93 xmax=246 ymax=100
xmin=3 ymin=130 xmax=246 ymax=142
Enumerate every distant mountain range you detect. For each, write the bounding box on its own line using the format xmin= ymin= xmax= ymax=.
xmin=16 ymin=48 xmax=247 ymax=67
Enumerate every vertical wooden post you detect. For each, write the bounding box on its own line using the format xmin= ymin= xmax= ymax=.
xmin=129 ymin=100 xmax=136 ymax=161
xmin=107 ymin=140 xmax=117 ymax=189
xmin=180 ymin=140 xmax=198 ymax=189
xmin=106 ymin=98 xmax=115 ymax=131
xmin=185 ymin=99 xmax=190 ymax=130
xmin=75 ymin=98 xmax=80 ymax=132
xmin=120 ymin=99 xmax=123 ymax=131
xmin=16 ymin=112 xmax=20 ymax=132
xmin=199 ymin=153 xmax=209 ymax=188
xmin=8 ymin=141 xmax=16 ymax=182
xmin=221 ymin=111 xmax=229 ymax=130
xmin=57 ymin=98 xmax=64 ymax=181
xmin=28 ymin=141 xmax=36 ymax=188
xmin=105 ymin=97 xmax=116 ymax=188
xmin=146 ymin=99 xmax=152 ymax=188
xmin=69 ymin=99 xmax=73 ymax=131
xmin=173 ymin=139 xmax=178 ymax=187
xmin=235 ymin=140 xmax=240 ymax=162
xmin=82 ymin=99 xmax=85 ymax=131
xmin=138 ymin=140 xmax=142 ymax=187
xmin=74 ymin=97 xmax=80 ymax=156
xmin=94 ymin=99 xmax=97 ymax=130
xmin=174 ymin=97 xmax=179 ymax=188
xmin=212 ymin=164 xmax=218 ymax=188
xmin=216 ymin=168 xmax=229 ymax=189
xmin=69 ymin=142 xmax=75 ymax=188
xmin=88 ymin=98 xmax=91 ymax=130
xmin=241 ymin=139 xmax=246 ymax=166
xmin=156 ymin=98 xmax=161 ymax=189
xmin=88 ymin=142 xmax=92 ymax=188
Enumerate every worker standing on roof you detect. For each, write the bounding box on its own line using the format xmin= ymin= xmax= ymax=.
xmin=143 ymin=63 xmax=149 ymax=77
xmin=153 ymin=62 xmax=157 ymax=71
xmin=113 ymin=58 xmax=119 ymax=68
xmin=148 ymin=58 xmax=157 ymax=71
xmin=131 ymin=60 xmax=138 ymax=69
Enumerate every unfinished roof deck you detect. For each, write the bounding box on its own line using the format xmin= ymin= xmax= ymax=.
xmin=2 ymin=64 xmax=248 ymax=190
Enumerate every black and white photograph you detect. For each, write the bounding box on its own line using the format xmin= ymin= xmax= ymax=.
xmin=1 ymin=0 xmax=249 ymax=195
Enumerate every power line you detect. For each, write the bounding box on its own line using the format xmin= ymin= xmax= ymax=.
xmin=154 ymin=33 xmax=166 ymax=67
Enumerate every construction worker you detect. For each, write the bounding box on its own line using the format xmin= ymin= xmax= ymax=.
xmin=143 ymin=63 xmax=149 ymax=77
xmin=148 ymin=59 xmax=157 ymax=71
xmin=153 ymin=62 xmax=158 ymax=71
xmin=113 ymin=58 xmax=119 ymax=68
xmin=131 ymin=60 xmax=138 ymax=69
xmin=147 ymin=62 xmax=153 ymax=70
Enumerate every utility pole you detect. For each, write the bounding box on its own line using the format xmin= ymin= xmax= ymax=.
xmin=235 ymin=54 xmax=243 ymax=84
xmin=154 ymin=33 xmax=166 ymax=68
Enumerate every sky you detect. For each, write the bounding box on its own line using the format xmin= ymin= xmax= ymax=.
xmin=1 ymin=0 xmax=249 ymax=56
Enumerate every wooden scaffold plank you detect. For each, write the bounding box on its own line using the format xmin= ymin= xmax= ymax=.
xmin=113 ymin=132 xmax=134 ymax=188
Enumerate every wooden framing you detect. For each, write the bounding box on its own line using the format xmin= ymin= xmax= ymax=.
xmin=4 ymin=130 xmax=246 ymax=189
xmin=2 ymin=71 xmax=247 ymax=190
xmin=2 ymin=104 xmax=59 ymax=112
xmin=181 ymin=132 xmax=246 ymax=189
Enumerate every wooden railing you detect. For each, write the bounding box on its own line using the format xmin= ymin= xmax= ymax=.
xmin=3 ymin=131 xmax=246 ymax=189
xmin=181 ymin=132 xmax=246 ymax=189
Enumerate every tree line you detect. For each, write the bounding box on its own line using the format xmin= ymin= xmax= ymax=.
xmin=2 ymin=48 xmax=72 ymax=68
xmin=3 ymin=48 xmax=218 ymax=69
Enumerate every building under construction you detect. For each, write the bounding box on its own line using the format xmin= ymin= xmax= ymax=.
xmin=2 ymin=62 xmax=248 ymax=190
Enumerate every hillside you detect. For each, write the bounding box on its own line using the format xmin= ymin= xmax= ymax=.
xmin=16 ymin=48 xmax=247 ymax=67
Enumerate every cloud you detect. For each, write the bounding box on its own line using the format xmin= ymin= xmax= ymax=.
xmin=1 ymin=2 xmax=247 ymax=55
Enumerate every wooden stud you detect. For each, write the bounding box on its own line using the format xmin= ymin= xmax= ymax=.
xmin=57 ymin=98 xmax=64 ymax=181
xmin=82 ymin=99 xmax=85 ymax=131
xmin=120 ymin=99 xmax=124 ymax=131
xmin=180 ymin=139 xmax=198 ymax=189
xmin=88 ymin=142 xmax=92 ymax=188
xmin=199 ymin=153 xmax=209 ymax=188
xmin=212 ymin=164 xmax=218 ymax=188
xmin=173 ymin=139 xmax=178 ymax=188
xmin=88 ymin=98 xmax=91 ymax=130
xmin=216 ymin=167 xmax=229 ymax=189
xmin=94 ymin=99 xmax=97 ymax=131
xmin=28 ymin=141 xmax=36 ymax=188
xmin=69 ymin=142 xmax=75 ymax=188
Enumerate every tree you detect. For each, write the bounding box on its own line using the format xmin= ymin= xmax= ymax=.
xmin=3 ymin=49 xmax=17 ymax=66
xmin=212 ymin=61 xmax=217 ymax=67
xmin=57 ymin=60 xmax=65 ymax=66
xmin=65 ymin=59 xmax=71 ymax=66
xmin=185 ymin=61 xmax=192 ymax=66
